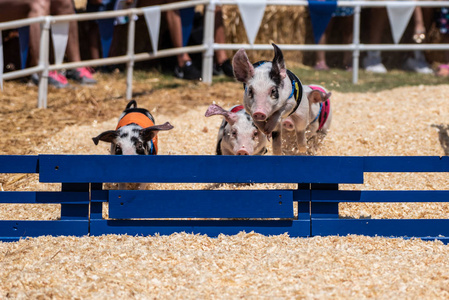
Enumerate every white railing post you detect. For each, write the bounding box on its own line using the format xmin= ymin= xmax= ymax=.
xmin=202 ymin=0 xmax=216 ymax=84
xmin=38 ymin=17 xmax=51 ymax=109
xmin=352 ymin=5 xmax=361 ymax=84
xmin=126 ymin=10 xmax=136 ymax=100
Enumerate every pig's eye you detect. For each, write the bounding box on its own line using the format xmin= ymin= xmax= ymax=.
xmin=115 ymin=145 xmax=122 ymax=155
xmin=231 ymin=129 xmax=237 ymax=137
xmin=271 ymin=87 xmax=279 ymax=99
xmin=247 ymin=87 xmax=254 ymax=98
xmin=135 ymin=142 xmax=145 ymax=155
xmin=252 ymin=130 xmax=259 ymax=140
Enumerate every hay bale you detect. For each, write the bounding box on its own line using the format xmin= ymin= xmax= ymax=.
xmin=223 ymin=5 xmax=307 ymax=63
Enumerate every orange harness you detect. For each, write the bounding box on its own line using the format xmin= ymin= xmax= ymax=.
xmin=116 ymin=112 xmax=158 ymax=155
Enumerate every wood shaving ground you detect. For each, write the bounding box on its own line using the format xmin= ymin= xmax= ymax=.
xmin=1 ymin=82 xmax=449 ymax=298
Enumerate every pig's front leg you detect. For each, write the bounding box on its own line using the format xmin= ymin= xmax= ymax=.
xmin=295 ymin=129 xmax=307 ymax=153
xmin=263 ymin=110 xmax=284 ymax=136
xmin=271 ymin=127 xmax=283 ymax=155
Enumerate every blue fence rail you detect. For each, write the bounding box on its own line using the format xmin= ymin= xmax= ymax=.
xmin=1 ymin=155 xmax=449 ymax=243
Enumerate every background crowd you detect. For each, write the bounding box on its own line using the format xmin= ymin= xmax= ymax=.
xmin=2 ymin=0 xmax=449 ymax=89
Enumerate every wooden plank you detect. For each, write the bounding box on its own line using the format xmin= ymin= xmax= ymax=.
xmin=364 ymin=156 xmax=449 ymax=172
xmin=38 ymin=155 xmax=364 ymax=184
xmin=0 ymin=191 xmax=89 ymax=204
xmin=109 ymin=190 xmax=294 ymax=219
xmin=0 ymin=220 xmax=89 ymax=239
xmin=0 ymin=155 xmax=38 ymax=173
xmin=312 ymin=219 xmax=449 ymax=238
xmin=311 ymin=190 xmax=449 ymax=203
xmin=89 ymin=219 xmax=311 ymax=238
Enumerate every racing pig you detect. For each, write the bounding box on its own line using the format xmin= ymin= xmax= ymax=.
xmin=205 ymin=104 xmax=267 ymax=155
xmin=92 ymin=100 xmax=173 ymax=155
xmin=282 ymin=85 xmax=332 ymax=153
xmin=92 ymin=100 xmax=173 ymax=189
xmin=232 ymin=43 xmax=307 ymax=155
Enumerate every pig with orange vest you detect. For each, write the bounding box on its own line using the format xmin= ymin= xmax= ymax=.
xmin=92 ymin=100 xmax=173 ymax=155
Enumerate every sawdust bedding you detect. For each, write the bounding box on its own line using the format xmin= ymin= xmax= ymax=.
xmin=1 ymin=74 xmax=449 ymax=298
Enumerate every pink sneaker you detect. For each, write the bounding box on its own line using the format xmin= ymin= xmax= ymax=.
xmin=48 ymin=71 xmax=69 ymax=88
xmin=66 ymin=67 xmax=97 ymax=85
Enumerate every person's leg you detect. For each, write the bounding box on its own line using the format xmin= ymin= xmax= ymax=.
xmin=315 ymin=33 xmax=329 ymax=70
xmin=363 ymin=8 xmax=387 ymax=73
xmin=0 ymin=0 xmax=50 ymax=67
xmin=165 ymin=8 xmax=201 ymax=79
xmin=214 ymin=5 xmax=227 ymax=64
xmin=137 ymin=0 xmax=201 ymax=79
xmin=212 ymin=5 xmax=233 ymax=77
xmin=28 ymin=0 xmax=50 ymax=67
xmin=50 ymin=0 xmax=81 ymax=62
xmin=50 ymin=0 xmax=96 ymax=84
xmin=404 ymin=7 xmax=433 ymax=74
xmin=340 ymin=15 xmax=354 ymax=70
xmin=87 ymin=21 xmax=101 ymax=60
xmin=165 ymin=9 xmax=191 ymax=67
xmin=436 ymin=34 xmax=449 ymax=76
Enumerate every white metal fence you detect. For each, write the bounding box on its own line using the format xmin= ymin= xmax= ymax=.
xmin=2 ymin=0 xmax=449 ymax=108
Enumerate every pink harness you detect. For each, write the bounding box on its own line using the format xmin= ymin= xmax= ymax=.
xmin=230 ymin=105 xmax=244 ymax=113
xmin=308 ymin=85 xmax=331 ymax=131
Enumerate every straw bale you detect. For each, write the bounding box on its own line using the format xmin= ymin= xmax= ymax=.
xmin=222 ymin=5 xmax=307 ymax=63
xmin=1 ymin=75 xmax=449 ymax=298
xmin=73 ymin=0 xmax=87 ymax=10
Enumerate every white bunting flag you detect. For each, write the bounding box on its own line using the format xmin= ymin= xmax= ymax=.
xmin=51 ymin=22 xmax=69 ymax=65
xmin=143 ymin=6 xmax=161 ymax=55
xmin=387 ymin=4 xmax=415 ymax=44
xmin=237 ymin=0 xmax=266 ymax=45
xmin=0 ymin=30 xmax=3 ymax=91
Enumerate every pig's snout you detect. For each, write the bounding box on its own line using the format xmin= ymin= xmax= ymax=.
xmin=253 ymin=111 xmax=267 ymax=121
xmin=282 ymin=119 xmax=295 ymax=131
xmin=236 ymin=147 xmax=250 ymax=155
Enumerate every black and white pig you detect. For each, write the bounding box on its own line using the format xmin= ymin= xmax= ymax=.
xmin=205 ymin=103 xmax=267 ymax=155
xmin=232 ymin=43 xmax=307 ymax=155
xmin=282 ymin=84 xmax=332 ymax=153
xmin=92 ymin=100 xmax=173 ymax=189
xmin=92 ymin=100 xmax=173 ymax=155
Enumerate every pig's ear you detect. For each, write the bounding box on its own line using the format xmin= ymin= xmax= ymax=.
xmin=308 ymin=90 xmax=331 ymax=104
xmin=232 ymin=49 xmax=255 ymax=83
xmin=140 ymin=122 xmax=174 ymax=142
xmin=205 ymin=104 xmax=238 ymax=125
xmin=92 ymin=130 xmax=118 ymax=145
xmin=270 ymin=43 xmax=287 ymax=85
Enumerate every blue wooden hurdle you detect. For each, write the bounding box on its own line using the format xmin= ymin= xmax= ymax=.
xmin=1 ymin=155 xmax=449 ymax=243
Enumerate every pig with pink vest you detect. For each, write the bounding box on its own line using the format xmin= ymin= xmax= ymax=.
xmin=282 ymin=84 xmax=332 ymax=153
xmin=205 ymin=104 xmax=268 ymax=155
xmin=233 ymin=43 xmax=310 ymax=155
